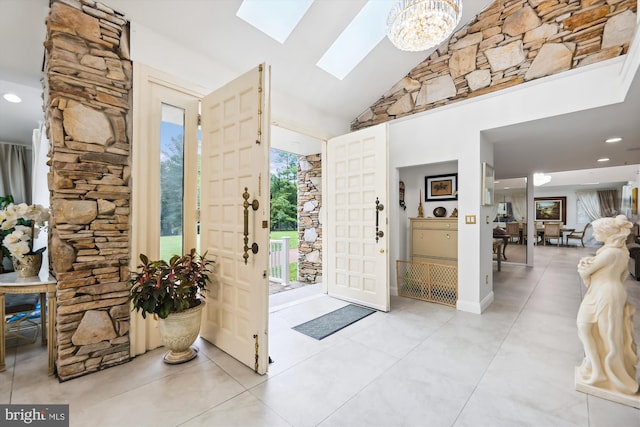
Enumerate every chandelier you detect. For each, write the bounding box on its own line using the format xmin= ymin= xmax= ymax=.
xmin=387 ymin=0 xmax=463 ymax=52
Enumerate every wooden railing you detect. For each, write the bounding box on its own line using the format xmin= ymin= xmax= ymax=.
xmin=269 ymin=236 xmax=290 ymax=285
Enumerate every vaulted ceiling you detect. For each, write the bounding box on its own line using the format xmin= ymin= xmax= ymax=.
xmin=1 ymin=0 xmax=639 ymax=188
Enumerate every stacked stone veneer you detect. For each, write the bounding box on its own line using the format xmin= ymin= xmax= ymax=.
xmin=352 ymin=0 xmax=637 ymax=130
xmin=298 ymin=154 xmax=322 ymax=283
xmin=45 ymin=0 xmax=132 ymax=380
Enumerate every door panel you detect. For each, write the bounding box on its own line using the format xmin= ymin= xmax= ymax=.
xmin=325 ymin=124 xmax=389 ymax=311
xmin=199 ymin=64 xmax=270 ymax=374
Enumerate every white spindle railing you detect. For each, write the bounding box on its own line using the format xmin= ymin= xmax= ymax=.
xmin=269 ymin=236 xmax=290 ymax=285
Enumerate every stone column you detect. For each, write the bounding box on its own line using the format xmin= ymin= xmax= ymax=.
xmin=297 ymin=154 xmax=322 ymax=283
xmin=45 ymin=0 xmax=132 ymax=380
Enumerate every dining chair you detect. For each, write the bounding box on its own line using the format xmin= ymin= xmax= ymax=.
xmin=566 ymin=223 xmax=591 ymax=247
xmin=521 ymin=222 xmax=527 ymax=244
xmin=505 ymin=222 xmax=520 ymax=244
xmin=543 ymin=223 xmax=562 ymax=246
xmin=534 ymin=222 xmax=544 ymax=245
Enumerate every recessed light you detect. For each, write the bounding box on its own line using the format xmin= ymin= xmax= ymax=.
xmin=3 ymin=93 xmax=21 ymax=103
xmin=504 ymin=186 xmax=510 ymax=189
xmin=493 ymin=180 xmax=501 ymax=184
xmin=597 ymin=157 xmax=610 ymax=162
xmin=605 ymin=137 xmax=622 ymax=143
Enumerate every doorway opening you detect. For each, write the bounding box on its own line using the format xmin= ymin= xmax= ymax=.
xmin=269 ymin=148 xmax=300 ymax=294
xmin=493 ymin=177 xmax=528 ymax=265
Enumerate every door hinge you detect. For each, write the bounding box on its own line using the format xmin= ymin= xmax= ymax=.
xmin=197 ymin=114 xmax=201 ymax=126
xmin=256 ymin=64 xmax=263 ymax=145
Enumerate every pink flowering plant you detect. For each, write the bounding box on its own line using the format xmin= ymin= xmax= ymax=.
xmin=129 ymin=248 xmax=214 ymax=319
xmin=0 ymin=202 xmax=49 ymax=258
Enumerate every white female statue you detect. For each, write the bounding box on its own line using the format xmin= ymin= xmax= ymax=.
xmin=576 ymin=215 xmax=639 ymax=398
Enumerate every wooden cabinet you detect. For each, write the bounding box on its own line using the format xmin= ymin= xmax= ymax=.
xmin=398 ymin=217 xmax=458 ymax=307
xmin=410 ymin=217 xmax=458 ymax=266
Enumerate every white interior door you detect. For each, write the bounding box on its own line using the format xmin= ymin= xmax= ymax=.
xmin=325 ymin=124 xmax=390 ymax=311
xmin=199 ymin=64 xmax=270 ymax=374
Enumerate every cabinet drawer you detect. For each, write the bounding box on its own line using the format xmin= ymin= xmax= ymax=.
xmin=412 ymin=229 xmax=457 ymax=259
xmin=411 ymin=218 xmax=457 ymax=231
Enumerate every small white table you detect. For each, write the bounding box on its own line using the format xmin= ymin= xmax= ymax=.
xmin=0 ymin=272 xmax=56 ymax=375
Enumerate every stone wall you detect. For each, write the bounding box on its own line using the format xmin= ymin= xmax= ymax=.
xmin=297 ymin=154 xmax=322 ymax=283
xmin=352 ymin=0 xmax=637 ymax=130
xmin=45 ymin=0 xmax=132 ymax=380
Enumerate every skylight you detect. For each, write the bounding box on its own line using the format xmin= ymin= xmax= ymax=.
xmin=317 ymin=0 xmax=395 ymax=80
xmin=236 ymin=0 xmax=314 ymax=44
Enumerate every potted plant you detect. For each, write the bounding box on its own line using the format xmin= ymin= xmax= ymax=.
xmin=129 ymin=248 xmax=214 ymax=364
xmin=0 ymin=201 xmax=50 ymax=277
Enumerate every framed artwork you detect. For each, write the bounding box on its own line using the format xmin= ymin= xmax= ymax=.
xmin=482 ymin=162 xmax=494 ymax=206
xmin=534 ymin=197 xmax=566 ymax=223
xmin=425 ymin=173 xmax=458 ymax=201
xmin=633 ymin=187 xmax=638 ymax=215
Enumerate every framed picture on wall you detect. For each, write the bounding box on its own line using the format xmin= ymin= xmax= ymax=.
xmin=534 ymin=197 xmax=567 ymax=223
xmin=425 ymin=173 xmax=458 ymax=201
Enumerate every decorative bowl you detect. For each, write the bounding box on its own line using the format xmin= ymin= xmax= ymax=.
xmin=433 ymin=207 xmax=447 ymax=217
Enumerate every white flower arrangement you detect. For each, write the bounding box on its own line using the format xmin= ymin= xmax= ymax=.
xmin=0 ymin=203 xmax=49 ymax=258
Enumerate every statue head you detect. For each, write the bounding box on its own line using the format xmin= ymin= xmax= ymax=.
xmin=591 ymin=214 xmax=632 ymax=246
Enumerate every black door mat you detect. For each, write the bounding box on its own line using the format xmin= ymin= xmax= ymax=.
xmin=292 ymin=304 xmax=376 ymax=340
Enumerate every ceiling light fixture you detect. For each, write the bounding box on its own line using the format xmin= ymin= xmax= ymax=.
xmin=605 ymin=137 xmax=622 ymax=143
xmin=533 ymin=173 xmax=552 ymax=186
xmin=387 ymin=0 xmax=463 ymax=52
xmin=3 ymin=93 xmax=21 ymax=103
xmin=597 ymin=157 xmax=610 ymax=162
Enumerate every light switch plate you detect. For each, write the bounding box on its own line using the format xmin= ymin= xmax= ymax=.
xmin=465 ymin=215 xmax=476 ymax=224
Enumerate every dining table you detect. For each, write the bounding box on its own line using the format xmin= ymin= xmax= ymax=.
xmin=535 ymin=226 xmax=576 ymax=246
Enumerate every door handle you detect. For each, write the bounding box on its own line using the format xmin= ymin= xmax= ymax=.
xmin=375 ymin=197 xmax=384 ymax=243
xmin=243 ymin=187 xmax=260 ymax=264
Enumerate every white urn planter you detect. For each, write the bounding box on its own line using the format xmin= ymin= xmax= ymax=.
xmin=158 ymin=301 xmax=204 ymax=364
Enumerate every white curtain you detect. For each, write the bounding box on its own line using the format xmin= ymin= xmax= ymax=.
xmin=0 ymin=143 xmax=32 ymax=203
xmin=576 ymin=191 xmax=600 ymax=221
xmin=491 ymin=203 xmax=499 ymax=224
xmin=510 ymin=191 xmax=527 ymax=222
xmin=493 ymin=191 xmax=527 ymax=225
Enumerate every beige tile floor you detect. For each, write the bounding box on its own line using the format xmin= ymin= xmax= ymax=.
xmin=2 ymin=246 xmax=640 ymax=426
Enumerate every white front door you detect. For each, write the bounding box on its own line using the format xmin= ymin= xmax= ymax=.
xmin=199 ymin=64 xmax=270 ymax=374
xmin=325 ymin=124 xmax=390 ymax=311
